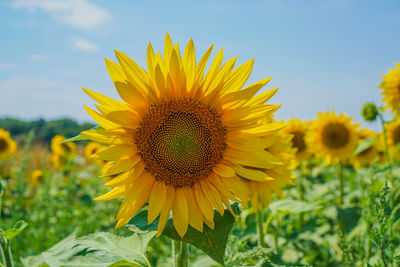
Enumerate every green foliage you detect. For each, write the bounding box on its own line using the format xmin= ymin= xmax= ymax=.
xmin=21 ymin=231 xmax=155 ymax=267
xmin=127 ymin=204 xmax=240 ymax=265
xmin=0 ymin=221 xmax=27 ymax=240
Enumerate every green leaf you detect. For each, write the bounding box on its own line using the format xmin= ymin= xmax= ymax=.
xmin=21 ymin=231 xmax=154 ymax=267
xmin=324 ymin=205 xmax=361 ymax=233
xmin=61 ymin=125 xmax=103 ymax=143
xmin=127 ymin=204 xmax=240 ymax=265
xmin=268 ymin=199 xmax=320 ymax=214
xmin=0 ymin=220 xmax=27 ymax=240
xmin=355 ymin=138 xmax=375 ymax=155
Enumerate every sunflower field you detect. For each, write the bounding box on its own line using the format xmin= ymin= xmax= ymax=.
xmin=1 ymin=35 xmax=400 ymax=267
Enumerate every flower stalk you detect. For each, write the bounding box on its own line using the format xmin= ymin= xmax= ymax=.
xmin=256 ymin=210 xmax=265 ymax=248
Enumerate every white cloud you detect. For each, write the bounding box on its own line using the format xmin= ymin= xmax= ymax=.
xmin=0 ymin=63 xmax=18 ymax=71
xmin=71 ymin=37 xmax=98 ymax=52
xmin=11 ymin=0 xmax=111 ymax=31
xmin=31 ymin=54 xmax=50 ymax=61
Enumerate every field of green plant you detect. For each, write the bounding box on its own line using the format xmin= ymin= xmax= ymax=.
xmin=1 ymin=36 xmax=400 ymax=267
xmin=1 ymin=116 xmax=400 ymax=266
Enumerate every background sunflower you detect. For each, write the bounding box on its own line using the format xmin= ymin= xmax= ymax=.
xmin=307 ymin=111 xmax=359 ymax=164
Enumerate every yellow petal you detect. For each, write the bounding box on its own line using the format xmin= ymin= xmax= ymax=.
xmin=82 ymin=87 xmax=128 ymax=111
xmin=194 ymin=183 xmax=214 ymax=221
xmin=213 ymin=163 xmax=235 ymax=178
xmin=94 ymin=186 xmax=127 ymax=201
xmin=156 ymin=186 xmax=175 ymax=237
xmin=106 ymin=158 xmax=139 ymax=176
xmin=201 ymin=49 xmax=223 ymax=92
xmin=233 ymin=165 xmax=273 ymax=182
xmin=221 ymin=58 xmax=254 ymax=95
xmin=148 ymin=181 xmax=167 ymax=224
xmin=105 ymin=161 xmax=145 ymax=187
xmin=183 ymin=187 xmax=203 ymax=232
xmin=83 ymin=105 xmax=119 ymax=130
xmin=93 ymin=144 xmax=137 ymax=161
xmin=105 ymin=110 xmax=140 ymax=129
xmin=115 ymin=174 xmax=155 ymax=228
xmin=82 ymin=129 xmax=131 ymax=145
xmin=172 ymin=188 xmax=189 ymax=237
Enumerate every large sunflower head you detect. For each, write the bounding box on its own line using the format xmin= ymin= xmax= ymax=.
xmin=243 ymin=130 xmax=296 ymax=211
xmin=306 ymin=111 xmax=358 ymax=164
xmin=386 ymin=120 xmax=400 ymax=162
xmin=379 ymin=63 xmax=400 ymax=118
xmin=284 ymin=119 xmax=309 ymax=161
xmin=0 ymin=129 xmax=17 ymax=161
xmin=82 ymin=34 xmax=286 ymax=237
xmin=353 ymin=128 xmax=378 ymax=169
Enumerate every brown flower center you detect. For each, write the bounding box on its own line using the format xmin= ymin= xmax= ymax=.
xmin=291 ymin=131 xmax=306 ymax=154
xmin=321 ymin=122 xmax=350 ymax=149
xmin=61 ymin=143 xmax=71 ymax=154
xmin=0 ymin=138 xmax=9 ymax=152
xmin=135 ymin=99 xmax=226 ymax=187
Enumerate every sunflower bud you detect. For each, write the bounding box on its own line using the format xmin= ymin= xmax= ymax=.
xmin=361 ymin=102 xmax=378 ymax=122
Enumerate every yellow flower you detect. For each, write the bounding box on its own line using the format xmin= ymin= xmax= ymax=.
xmin=386 ymin=120 xmax=400 ymax=162
xmin=306 ymin=111 xmax=358 ymax=164
xmin=284 ymin=119 xmax=309 ymax=161
xmin=84 ymin=142 xmax=105 ymax=163
xmin=0 ymin=129 xmax=17 ymax=160
xmin=82 ymin=34 xmax=285 ymax=237
xmin=50 ymin=135 xmax=76 ymax=168
xmin=51 ymin=135 xmax=76 ymax=156
xmin=243 ymin=131 xmax=296 ymax=211
xmin=353 ymin=129 xmax=378 ymax=169
xmin=379 ymin=63 xmax=400 ymax=118
xmin=31 ymin=169 xmax=44 ymax=184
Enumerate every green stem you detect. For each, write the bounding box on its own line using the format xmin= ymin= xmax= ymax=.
xmin=256 ymin=211 xmax=265 ymax=248
xmin=173 ymin=240 xmax=188 ymax=267
xmin=274 ymin=215 xmax=280 ymax=254
xmin=0 ymin=236 xmax=13 ymax=267
xmin=337 ymin=163 xmax=343 ymax=205
xmin=173 ymin=240 xmax=180 ymax=267
xmin=297 ymin=164 xmax=305 ymax=227
xmin=378 ymin=113 xmax=393 ymax=183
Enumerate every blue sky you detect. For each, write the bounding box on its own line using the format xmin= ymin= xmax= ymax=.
xmin=0 ymin=0 xmax=399 ymax=130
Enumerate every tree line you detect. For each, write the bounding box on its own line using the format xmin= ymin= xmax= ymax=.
xmin=0 ymin=118 xmax=95 ymax=144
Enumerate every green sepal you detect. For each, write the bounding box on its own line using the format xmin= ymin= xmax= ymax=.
xmin=61 ymin=125 xmax=104 ymax=143
xmin=355 ymin=138 xmax=375 ymax=155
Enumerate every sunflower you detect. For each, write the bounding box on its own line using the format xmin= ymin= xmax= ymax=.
xmin=31 ymin=169 xmax=44 ymax=184
xmin=284 ymin=119 xmax=309 ymax=161
xmin=386 ymin=120 xmax=400 ymax=162
xmin=379 ymin=63 xmax=400 ymax=118
xmin=50 ymin=135 xmax=76 ymax=168
xmin=307 ymin=111 xmax=358 ymax=164
xmin=243 ymin=130 xmax=296 ymax=211
xmin=84 ymin=142 xmax=105 ymax=163
xmin=82 ymin=34 xmax=285 ymax=237
xmin=353 ymin=128 xmax=378 ymax=169
xmin=0 ymin=129 xmax=17 ymax=161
